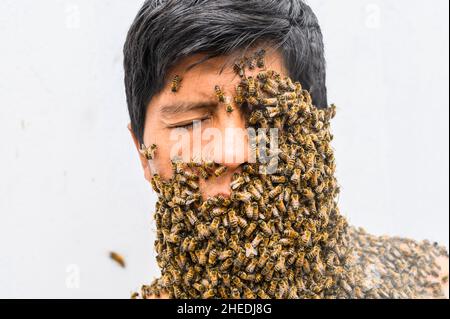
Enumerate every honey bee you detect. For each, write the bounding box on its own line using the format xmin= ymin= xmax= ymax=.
xmin=218 ymin=249 xmax=234 ymax=261
xmin=109 ymin=251 xmax=126 ymax=268
xmin=245 ymin=258 xmax=258 ymax=273
xmin=196 ymin=223 xmax=210 ymax=240
xmin=256 ymin=49 xmax=266 ymax=69
xmin=262 ymin=82 xmax=278 ymax=96
xmin=246 ymin=76 xmax=257 ymax=96
xmin=234 ymin=85 xmax=245 ymax=106
xmin=230 ymin=287 xmax=241 ymax=299
xmin=243 ymin=222 xmax=256 ymax=238
xmin=233 ymin=59 xmax=245 ymax=78
xmin=268 ymin=185 xmax=282 ymax=199
xmin=220 ymin=258 xmax=233 ymax=271
xmin=214 ymin=85 xmax=225 ymax=102
xmin=214 ymin=165 xmax=227 ymax=177
xmin=203 ymin=288 xmax=215 ymax=299
xmin=139 ymin=143 xmax=157 ymax=160
xmin=171 ymin=75 xmax=182 ymax=92
xmin=243 ymin=287 xmax=256 ymax=299
xmin=258 ymin=220 xmax=272 ymax=236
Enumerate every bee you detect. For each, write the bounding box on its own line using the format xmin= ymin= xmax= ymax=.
xmin=171 ymin=75 xmax=182 ymax=92
xmin=268 ymin=185 xmax=283 ymax=199
xmin=232 ymin=191 xmax=252 ymax=204
xmin=197 ymin=166 xmax=210 ymax=179
xmin=257 ymin=250 xmax=270 ymax=268
xmin=245 ymin=258 xmax=258 ymax=273
xmin=139 ymin=143 xmax=157 ymax=160
xmin=231 ymin=287 xmax=241 ymax=299
xmin=220 ymin=258 xmax=233 ymax=271
xmin=209 ymin=217 xmax=220 ymax=234
xmin=235 ymin=85 xmax=245 ymax=106
xmin=258 ymin=220 xmax=272 ymax=236
xmin=218 ymin=249 xmax=234 ymax=261
xmin=196 ymin=223 xmax=210 ymax=240
xmin=185 ymin=210 xmax=198 ymax=226
xmin=109 ymin=251 xmax=126 ymax=268
xmin=230 ymin=176 xmax=245 ymax=190
xmin=214 ymin=85 xmax=225 ymax=102
xmin=243 ymin=287 xmax=256 ymax=299
xmin=214 ymin=165 xmax=227 ymax=177
xmin=267 ymin=281 xmax=278 ymax=296
xmin=237 ymin=216 xmax=248 ymax=229
xmin=203 ymin=289 xmax=215 ymax=299
xmin=245 ymin=56 xmax=256 ymax=70
xmin=256 ymin=49 xmax=266 ymax=68
xmin=234 ymin=251 xmax=246 ymax=268
xmin=262 ymin=82 xmax=278 ymax=96
xmin=225 ymin=100 xmax=234 ymax=113
xmin=245 ymin=242 xmax=257 ymax=258
xmin=251 ymin=233 xmax=264 ymax=248
xmin=233 ymin=59 xmax=245 ymax=78
xmin=216 ymin=227 xmax=227 ymax=244
xmin=185 ymin=267 xmax=196 ymax=284
xmin=244 ymin=222 xmax=257 ymax=237
xmin=300 ymin=230 xmax=311 ymax=246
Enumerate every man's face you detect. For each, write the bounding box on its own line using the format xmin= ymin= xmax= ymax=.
xmin=130 ymin=50 xmax=287 ymax=199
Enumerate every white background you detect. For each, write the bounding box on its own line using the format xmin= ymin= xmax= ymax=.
xmin=0 ymin=0 xmax=448 ymax=298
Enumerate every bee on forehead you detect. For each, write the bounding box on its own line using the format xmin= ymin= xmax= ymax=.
xmin=171 ymin=75 xmax=182 ymax=92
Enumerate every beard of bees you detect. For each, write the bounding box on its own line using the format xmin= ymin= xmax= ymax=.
xmin=141 ymin=68 xmax=360 ymax=300
xmin=139 ymin=65 xmax=448 ymax=299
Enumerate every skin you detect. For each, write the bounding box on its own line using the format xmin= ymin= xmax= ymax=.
xmin=128 ymin=50 xmax=449 ymax=299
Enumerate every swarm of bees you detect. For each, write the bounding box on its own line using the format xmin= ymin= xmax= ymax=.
xmin=136 ymin=50 xmax=448 ymax=299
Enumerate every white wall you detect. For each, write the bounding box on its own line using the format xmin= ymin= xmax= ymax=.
xmin=0 ymin=0 xmax=448 ymax=298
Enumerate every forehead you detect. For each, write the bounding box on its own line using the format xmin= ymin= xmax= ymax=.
xmin=147 ymin=50 xmax=287 ymax=112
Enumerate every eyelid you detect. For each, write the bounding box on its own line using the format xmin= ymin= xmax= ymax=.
xmin=168 ymin=115 xmax=212 ymax=129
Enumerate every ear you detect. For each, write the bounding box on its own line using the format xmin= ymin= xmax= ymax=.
xmin=128 ymin=123 xmax=153 ymax=183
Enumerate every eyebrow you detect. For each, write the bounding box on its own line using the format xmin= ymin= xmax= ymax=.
xmin=159 ymin=101 xmax=217 ymax=116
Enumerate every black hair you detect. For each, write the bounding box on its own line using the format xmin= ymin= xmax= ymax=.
xmin=124 ymin=0 xmax=327 ymax=144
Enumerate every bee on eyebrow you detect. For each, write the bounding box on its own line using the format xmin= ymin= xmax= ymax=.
xmin=171 ymin=75 xmax=182 ymax=92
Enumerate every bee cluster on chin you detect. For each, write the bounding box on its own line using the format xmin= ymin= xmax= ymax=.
xmin=136 ymin=51 xmax=448 ymax=299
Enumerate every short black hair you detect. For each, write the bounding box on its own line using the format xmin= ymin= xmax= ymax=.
xmin=124 ymin=0 xmax=327 ymax=144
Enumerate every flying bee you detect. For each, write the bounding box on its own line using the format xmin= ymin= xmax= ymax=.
xmin=214 ymin=165 xmax=227 ymax=177
xmin=139 ymin=143 xmax=157 ymax=160
xmin=214 ymin=85 xmax=225 ymax=102
xmin=171 ymin=75 xmax=182 ymax=92
xmin=109 ymin=251 xmax=126 ymax=268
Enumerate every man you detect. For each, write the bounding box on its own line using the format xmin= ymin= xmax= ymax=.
xmin=123 ymin=0 xmax=448 ymax=298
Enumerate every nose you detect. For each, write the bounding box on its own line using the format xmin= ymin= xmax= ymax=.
xmin=199 ymin=109 xmax=249 ymax=198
